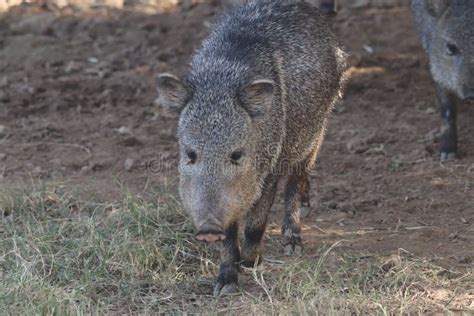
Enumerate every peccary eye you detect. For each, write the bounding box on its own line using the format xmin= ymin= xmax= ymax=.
xmin=186 ymin=150 xmax=197 ymax=164
xmin=230 ymin=151 xmax=243 ymax=163
xmin=446 ymin=43 xmax=459 ymax=56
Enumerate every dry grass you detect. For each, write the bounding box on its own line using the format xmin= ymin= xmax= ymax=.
xmin=0 ymin=184 xmax=472 ymax=314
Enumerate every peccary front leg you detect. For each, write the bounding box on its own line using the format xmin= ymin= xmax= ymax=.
xmin=241 ymin=178 xmax=278 ymax=268
xmin=436 ymin=85 xmax=459 ymax=160
xmin=214 ymin=222 xmax=240 ymax=296
xmin=282 ymin=173 xmax=303 ymax=256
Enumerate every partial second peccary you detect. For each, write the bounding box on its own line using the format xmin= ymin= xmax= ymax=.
xmin=157 ymin=0 xmax=347 ymax=295
xmin=412 ymin=0 xmax=474 ymax=160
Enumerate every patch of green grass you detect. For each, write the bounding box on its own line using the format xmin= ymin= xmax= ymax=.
xmin=0 ymin=185 xmax=472 ymax=314
xmin=0 ymin=186 xmax=216 ymax=314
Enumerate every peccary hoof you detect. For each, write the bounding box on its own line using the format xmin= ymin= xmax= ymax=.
xmin=213 ymin=282 xmax=238 ymax=296
xmin=283 ymin=233 xmax=303 ymax=256
xmin=284 ymin=243 xmax=303 ymax=256
xmin=440 ymin=152 xmax=457 ymax=161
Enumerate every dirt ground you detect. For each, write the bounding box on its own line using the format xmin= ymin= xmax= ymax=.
xmin=0 ymin=0 xmax=473 ymax=304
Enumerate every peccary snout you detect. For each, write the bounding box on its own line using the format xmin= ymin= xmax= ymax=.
xmin=195 ymin=230 xmax=226 ymax=243
xmin=181 ymin=171 xmax=256 ymax=242
xmin=193 ymin=211 xmax=226 ymax=243
xmin=187 ymin=186 xmax=230 ymax=243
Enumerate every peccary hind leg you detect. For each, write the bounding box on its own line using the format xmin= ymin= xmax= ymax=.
xmin=282 ymin=172 xmax=304 ymax=256
xmin=214 ymin=222 xmax=240 ymax=296
xmin=298 ymin=171 xmax=311 ymax=218
xmin=436 ymin=86 xmax=458 ymax=160
xmin=241 ymin=178 xmax=278 ymax=268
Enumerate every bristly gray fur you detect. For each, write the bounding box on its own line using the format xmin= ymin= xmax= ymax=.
xmin=157 ymin=0 xmax=347 ymax=294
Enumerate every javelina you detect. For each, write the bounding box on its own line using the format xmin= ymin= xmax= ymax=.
xmin=157 ymin=0 xmax=347 ymax=295
xmin=411 ymin=0 xmax=474 ymax=160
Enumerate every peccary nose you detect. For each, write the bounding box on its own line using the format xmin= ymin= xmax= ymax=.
xmin=462 ymin=86 xmax=474 ymax=100
xmin=195 ymin=223 xmax=226 ymax=243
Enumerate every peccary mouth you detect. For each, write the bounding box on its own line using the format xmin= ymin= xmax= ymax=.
xmin=195 ymin=231 xmax=226 ymax=243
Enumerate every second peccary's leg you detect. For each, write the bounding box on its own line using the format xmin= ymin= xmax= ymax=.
xmin=241 ymin=177 xmax=278 ymax=268
xmin=214 ymin=222 xmax=240 ymax=296
xmin=282 ymin=173 xmax=303 ymax=256
xmin=436 ymin=86 xmax=459 ymax=160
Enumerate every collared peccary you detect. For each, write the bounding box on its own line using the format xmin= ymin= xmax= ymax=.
xmin=157 ymin=0 xmax=347 ymax=295
xmin=411 ymin=0 xmax=474 ymax=160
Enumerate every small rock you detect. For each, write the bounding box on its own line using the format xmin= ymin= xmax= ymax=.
xmin=87 ymin=57 xmax=99 ymax=64
xmin=423 ymin=107 xmax=437 ymax=114
xmin=424 ymin=128 xmax=440 ymax=142
xmin=124 ymin=158 xmax=134 ymax=171
xmin=346 ymin=136 xmax=368 ymax=154
xmin=80 ymin=165 xmax=91 ymax=174
xmin=116 ymin=126 xmax=132 ymax=135
xmin=65 ymin=61 xmax=83 ymax=74
xmin=460 ymin=217 xmax=469 ymax=224
xmin=339 ymin=287 xmax=349 ymax=294
xmin=0 ymin=153 xmax=6 ymax=161
xmin=32 ymin=166 xmax=43 ymax=176
xmin=362 ymin=44 xmax=374 ymax=54
xmin=448 ymin=232 xmax=458 ymax=239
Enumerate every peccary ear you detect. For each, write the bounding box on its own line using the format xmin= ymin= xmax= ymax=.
xmin=424 ymin=0 xmax=451 ymax=17
xmin=240 ymin=79 xmax=275 ymax=117
xmin=156 ymin=73 xmax=187 ymax=114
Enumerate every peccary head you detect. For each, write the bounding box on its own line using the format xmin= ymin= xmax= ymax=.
xmin=424 ymin=0 xmax=474 ymax=99
xmin=157 ymin=72 xmax=274 ymax=242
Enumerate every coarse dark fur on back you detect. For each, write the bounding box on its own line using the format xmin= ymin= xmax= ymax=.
xmin=157 ymin=0 xmax=347 ymax=295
